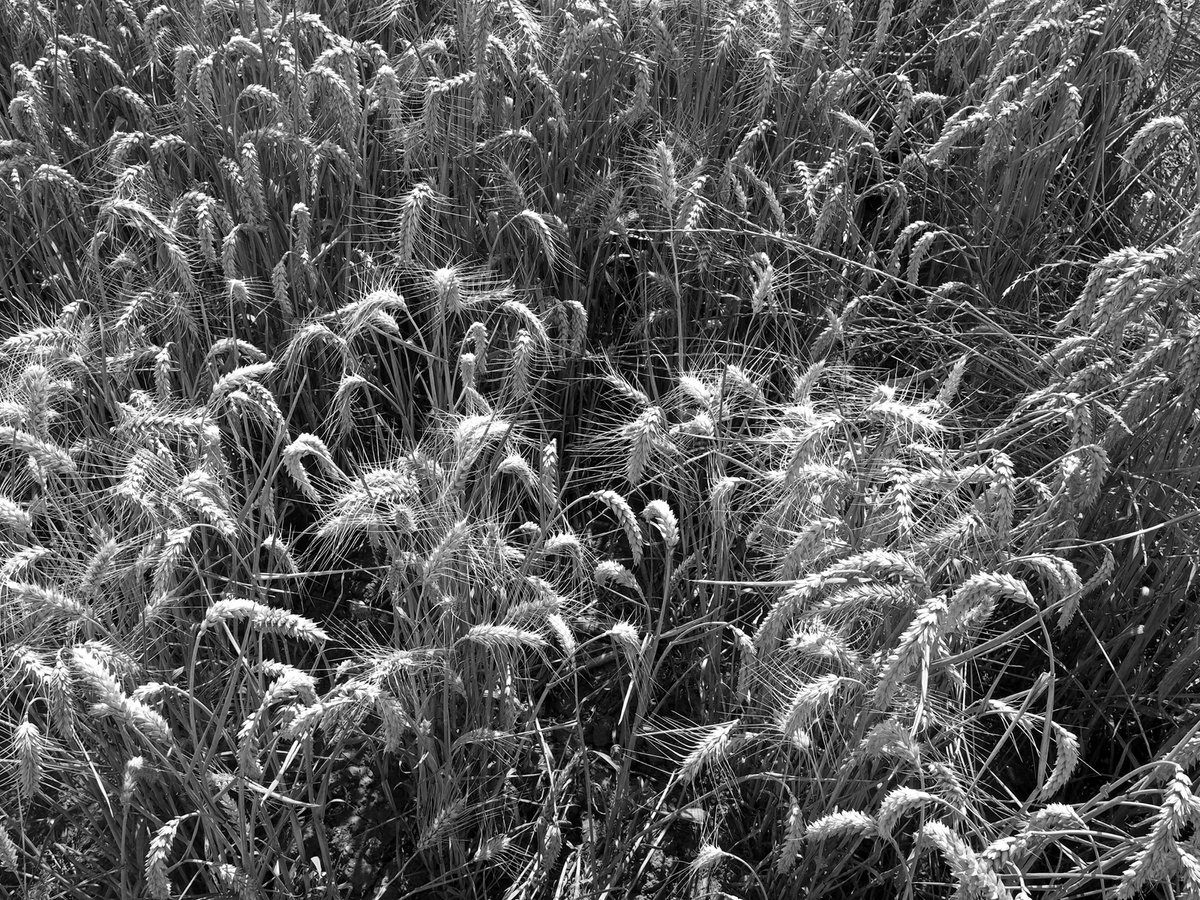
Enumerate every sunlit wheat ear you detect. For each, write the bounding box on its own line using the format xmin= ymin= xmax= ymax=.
xmin=70 ymin=648 xmax=173 ymax=749
xmin=0 ymin=426 xmax=75 ymax=473
xmin=944 ymin=572 xmax=1033 ymax=635
xmin=459 ymin=624 xmax=547 ymax=654
xmin=1122 ymin=115 xmax=1190 ymax=181
xmin=0 ymin=822 xmax=18 ymax=873
xmin=1040 ymin=722 xmax=1080 ymax=798
xmin=587 ymin=490 xmax=644 ymax=566
xmin=176 ymin=470 xmax=236 ymax=539
xmin=202 ymin=596 xmax=329 ymax=644
xmin=121 ymin=755 xmax=145 ymax=807
xmin=14 ymin=718 xmax=43 ymax=800
xmin=876 ymin=787 xmax=940 ymax=836
xmin=0 ymin=495 xmax=32 ymax=535
xmin=647 ymin=139 xmax=678 ymax=217
xmin=874 ymin=596 xmax=947 ymax=707
xmin=607 ymin=620 xmax=643 ymax=673
xmin=146 ymin=813 xmax=189 ymax=900
xmin=1010 ymin=555 xmax=1082 ymax=629
xmin=622 ymin=405 xmax=666 ymax=487
xmin=931 ymin=820 xmax=1017 ymax=900
xmin=398 ymin=181 xmax=436 ymax=264
xmin=676 ymin=720 xmax=739 ymax=786
xmin=282 ymin=433 xmax=344 ymax=502
xmin=6 ymin=580 xmax=90 ymax=623
xmin=641 ymin=499 xmax=679 ymax=551
xmin=806 ymin=810 xmax=877 ymax=844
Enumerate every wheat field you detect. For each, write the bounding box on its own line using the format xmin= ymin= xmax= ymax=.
xmin=0 ymin=0 xmax=1199 ymax=897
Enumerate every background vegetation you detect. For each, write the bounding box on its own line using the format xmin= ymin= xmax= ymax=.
xmin=1 ymin=0 xmax=1199 ymax=896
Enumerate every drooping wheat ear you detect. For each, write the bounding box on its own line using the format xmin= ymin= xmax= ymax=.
xmin=0 ymin=426 xmax=75 ymax=473
xmin=588 ymin=490 xmax=644 ymax=566
xmin=1123 ymin=115 xmax=1189 ymax=180
xmin=0 ymin=822 xmax=19 ymax=872
xmin=459 ymin=624 xmax=548 ymax=654
xmin=641 ymin=499 xmax=679 ymax=552
xmin=399 ymin=181 xmax=435 ymax=264
xmin=877 ymin=787 xmax=940 ymax=835
xmin=754 ymin=575 xmax=826 ymax=656
xmin=71 ymin=648 xmax=174 ymax=748
xmin=778 ymin=517 xmax=843 ymax=580
xmin=121 ymin=755 xmax=145 ymax=807
xmin=1118 ymin=764 xmax=1200 ymax=898
xmin=944 ymin=572 xmax=1034 ymax=635
xmin=176 ymin=470 xmax=237 ymax=539
xmin=677 ymin=720 xmax=739 ymax=786
xmin=282 ymin=433 xmax=342 ymax=502
xmin=0 ymin=495 xmax=32 ymax=534
xmin=1040 ymin=723 xmax=1080 ymax=798
xmin=623 ymin=405 xmax=666 ymax=487
xmin=865 ymin=385 xmax=944 ymax=433
xmin=919 ymin=821 xmax=1008 ymax=900
xmin=690 ymin=843 xmax=729 ymax=878
xmin=779 ymin=674 xmax=847 ymax=747
xmin=774 ymin=800 xmax=806 ymax=874
xmin=7 ymin=580 xmax=90 ymax=622
xmin=607 ymin=621 xmax=643 ymax=674
xmin=1082 ymin=546 xmax=1115 ymax=598
xmin=202 ymin=596 xmax=329 ymax=644
xmin=547 ymin=613 xmax=577 ymax=658
xmin=595 ymin=560 xmax=643 ymax=597
xmin=988 ymin=451 xmax=1015 ymax=543
xmin=874 ymin=596 xmax=948 ymax=707
xmin=807 ymin=810 xmax=877 ymax=843
xmin=208 ymin=361 xmax=275 ymax=406
xmin=13 ymin=719 xmax=42 ymax=800
xmin=1013 ymin=555 xmax=1083 ymax=629
xmin=260 ymin=534 xmax=298 ymax=575
xmin=146 ymin=813 xmax=189 ymax=900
